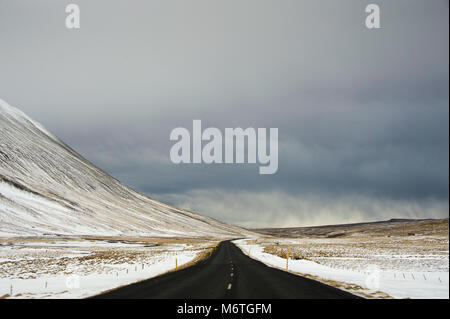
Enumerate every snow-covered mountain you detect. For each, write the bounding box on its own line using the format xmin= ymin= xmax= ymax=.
xmin=0 ymin=99 xmax=251 ymax=238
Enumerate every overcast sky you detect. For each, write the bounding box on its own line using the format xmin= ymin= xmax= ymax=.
xmin=0 ymin=0 xmax=448 ymax=227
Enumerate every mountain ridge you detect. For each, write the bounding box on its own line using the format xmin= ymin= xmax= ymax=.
xmin=0 ymin=99 xmax=252 ymax=238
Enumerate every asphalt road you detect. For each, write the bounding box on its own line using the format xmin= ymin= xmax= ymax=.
xmin=94 ymin=241 xmax=359 ymax=299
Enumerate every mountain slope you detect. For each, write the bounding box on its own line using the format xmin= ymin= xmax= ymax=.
xmin=0 ymin=99 xmax=251 ymax=238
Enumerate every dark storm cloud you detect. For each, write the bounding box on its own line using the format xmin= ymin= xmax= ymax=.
xmin=0 ymin=0 xmax=448 ymax=226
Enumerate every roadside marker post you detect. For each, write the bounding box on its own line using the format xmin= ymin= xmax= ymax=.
xmin=286 ymin=248 xmax=289 ymax=272
xmin=175 ymin=258 xmax=178 ymax=271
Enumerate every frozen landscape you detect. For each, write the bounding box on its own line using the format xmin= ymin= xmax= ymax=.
xmin=0 ymin=236 xmax=218 ymax=298
xmin=237 ymin=218 xmax=449 ymax=299
xmin=0 ymin=99 xmax=448 ymax=299
xmin=0 ymin=99 xmax=251 ymax=238
xmin=0 ymin=99 xmax=251 ymax=298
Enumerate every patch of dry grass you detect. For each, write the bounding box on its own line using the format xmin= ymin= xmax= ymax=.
xmin=263 ymin=245 xmax=308 ymax=260
xmin=165 ymin=242 xmax=220 ymax=273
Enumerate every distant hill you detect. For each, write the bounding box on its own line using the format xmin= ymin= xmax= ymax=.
xmin=253 ymin=218 xmax=449 ymax=238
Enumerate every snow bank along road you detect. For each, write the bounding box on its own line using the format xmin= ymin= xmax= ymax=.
xmin=94 ymin=241 xmax=359 ymax=299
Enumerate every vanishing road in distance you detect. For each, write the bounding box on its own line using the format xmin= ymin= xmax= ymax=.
xmin=94 ymin=241 xmax=359 ymax=299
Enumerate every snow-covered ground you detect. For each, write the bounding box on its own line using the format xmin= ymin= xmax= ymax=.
xmin=0 ymin=99 xmax=252 ymax=238
xmin=0 ymin=237 xmax=216 ymax=298
xmin=234 ymin=237 xmax=449 ymax=299
xmin=0 ymin=98 xmax=251 ymax=299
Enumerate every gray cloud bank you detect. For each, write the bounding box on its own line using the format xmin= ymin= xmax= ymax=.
xmin=0 ymin=0 xmax=448 ymax=227
xmin=158 ymin=190 xmax=448 ymax=228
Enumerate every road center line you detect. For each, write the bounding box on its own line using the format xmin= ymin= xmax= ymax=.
xmin=227 ymin=283 xmax=232 ymax=290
